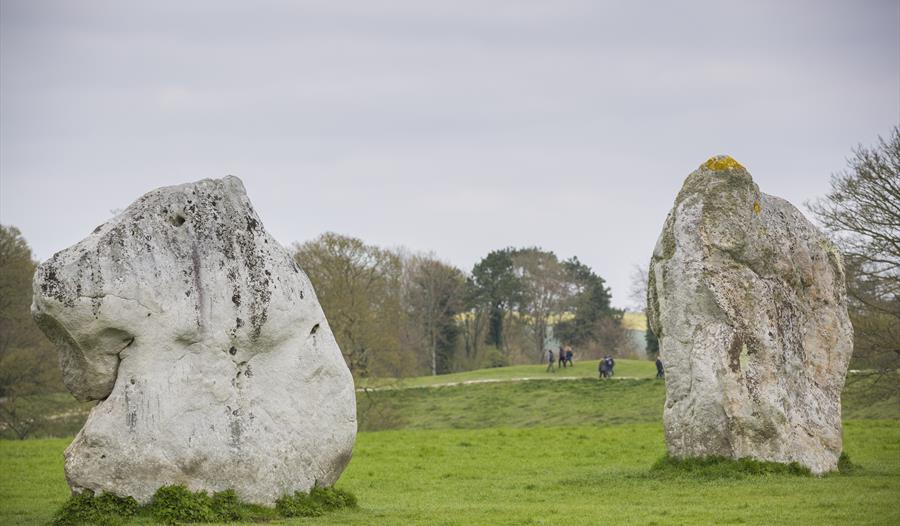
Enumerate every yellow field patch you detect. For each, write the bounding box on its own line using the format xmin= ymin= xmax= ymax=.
xmin=622 ymin=311 xmax=647 ymax=331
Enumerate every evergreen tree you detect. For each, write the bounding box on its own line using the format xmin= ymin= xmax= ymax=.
xmin=470 ymin=249 xmax=521 ymax=350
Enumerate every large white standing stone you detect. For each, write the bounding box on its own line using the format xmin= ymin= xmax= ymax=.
xmin=32 ymin=176 xmax=356 ymax=504
xmin=647 ymin=156 xmax=853 ymax=474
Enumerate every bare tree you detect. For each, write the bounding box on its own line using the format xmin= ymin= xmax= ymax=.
xmin=405 ymin=255 xmax=466 ymax=375
xmin=809 ymin=129 xmax=900 ymax=280
xmin=808 ymin=126 xmax=900 ymax=400
xmin=293 ymin=233 xmax=408 ymax=378
xmin=628 ymin=264 xmax=649 ymax=312
xmin=511 ymin=248 xmax=568 ymax=360
xmin=0 ymin=225 xmax=64 ymax=438
xmin=460 ymin=298 xmax=488 ymax=367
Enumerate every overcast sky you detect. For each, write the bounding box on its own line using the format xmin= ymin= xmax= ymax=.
xmin=1 ymin=0 xmax=898 ymax=308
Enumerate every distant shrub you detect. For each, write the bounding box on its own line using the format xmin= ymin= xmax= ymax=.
xmin=358 ymin=389 xmax=407 ymax=431
xmin=482 ymin=346 xmax=508 ymax=368
xmin=650 ymin=455 xmax=812 ymax=479
xmin=51 ymin=490 xmax=138 ymax=526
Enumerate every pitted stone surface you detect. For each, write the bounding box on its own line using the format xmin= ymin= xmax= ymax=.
xmin=647 ymin=156 xmax=853 ymax=474
xmin=32 ymin=176 xmax=356 ymax=504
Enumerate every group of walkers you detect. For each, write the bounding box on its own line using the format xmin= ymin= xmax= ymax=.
xmin=598 ymin=355 xmax=616 ymax=378
xmin=543 ymin=347 xmax=617 ymax=378
xmin=543 ymin=350 xmax=667 ymax=380
xmin=545 ymin=346 xmax=574 ymax=372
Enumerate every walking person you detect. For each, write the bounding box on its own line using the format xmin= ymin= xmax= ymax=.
xmin=565 ymin=348 xmax=574 ymax=367
xmin=558 ymin=346 xmax=566 ymax=369
xmin=546 ymin=349 xmax=556 ymax=373
xmin=598 ymin=358 xmax=608 ymax=379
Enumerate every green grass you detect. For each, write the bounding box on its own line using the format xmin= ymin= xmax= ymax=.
xmin=357 ymin=358 xmax=658 ymax=388
xmin=1 ymin=437 xmax=72 ymax=525
xmin=3 ymin=422 xmax=899 ymax=525
xmin=2 ymin=362 xmax=899 ymax=525
xmin=356 ymin=371 xmax=896 ymax=432
xmin=358 ymin=377 xmax=667 ymax=431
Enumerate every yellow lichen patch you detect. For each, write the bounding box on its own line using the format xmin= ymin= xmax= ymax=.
xmin=701 ymin=155 xmax=745 ymax=172
xmin=753 ymin=201 xmax=761 ymax=214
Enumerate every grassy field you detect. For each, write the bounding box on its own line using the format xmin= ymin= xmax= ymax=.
xmin=2 ymin=362 xmax=899 ymax=525
xmin=356 ymin=361 xmax=898 ymax=432
xmin=357 ymin=358 xmax=658 ymax=388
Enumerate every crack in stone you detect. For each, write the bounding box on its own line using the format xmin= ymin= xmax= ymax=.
xmin=77 ymin=294 xmax=159 ymax=314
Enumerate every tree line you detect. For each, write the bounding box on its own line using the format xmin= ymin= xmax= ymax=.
xmin=293 ymin=237 xmax=634 ymax=379
xmin=807 ymin=127 xmax=899 ymax=401
xmin=0 ymin=226 xmax=63 ymax=438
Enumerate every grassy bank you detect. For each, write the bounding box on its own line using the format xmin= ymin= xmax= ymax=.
xmin=357 ymin=377 xmax=666 ymax=431
xmin=356 ymin=370 xmax=898 ymax=432
xmin=357 ymin=358 xmax=658 ymax=389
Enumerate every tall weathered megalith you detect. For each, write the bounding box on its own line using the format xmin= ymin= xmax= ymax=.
xmin=31 ymin=176 xmax=357 ymax=504
xmin=647 ymin=156 xmax=853 ymax=474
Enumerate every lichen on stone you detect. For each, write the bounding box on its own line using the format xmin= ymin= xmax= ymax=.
xmin=30 ymin=175 xmax=357 ymax=505
xmin=701 ymin=155 xmax=745 ymax=172
xmin=649 ymin=157 xmax=853 ymax=475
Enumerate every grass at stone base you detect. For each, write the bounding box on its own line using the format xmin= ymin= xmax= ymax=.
xmin=48 ymin=484 xmax=356 ymax=525
xmin=2 ymin=420 xmax=898 ymax=526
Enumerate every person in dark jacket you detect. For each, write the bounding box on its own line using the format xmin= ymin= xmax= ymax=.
xmin=546 ymin=349 xmax=555 ymax=373
xmin=656 ymin=357 xmax=665 ymax=379
xmin=565 ymin=348 xmax=574 ymax=367
xmin=558 ymin=346 xmax=566 ymax=368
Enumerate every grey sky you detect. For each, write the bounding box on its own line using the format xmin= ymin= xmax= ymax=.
xmin=2 ymin=0 xmax=898 ymax=308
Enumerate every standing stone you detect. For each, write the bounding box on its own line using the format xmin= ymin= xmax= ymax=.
xmin=31 ymin=176 xmax=356 ymax=504
xmin=647 ymin=156 xmax=853 ymax=474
